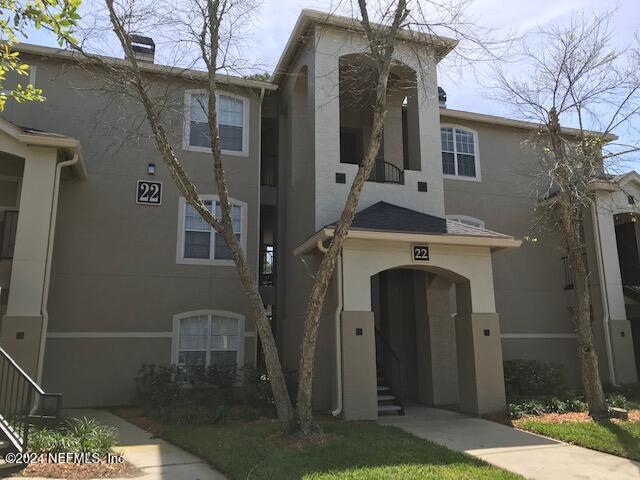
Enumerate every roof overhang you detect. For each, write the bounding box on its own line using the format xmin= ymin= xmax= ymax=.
xmin=0 ymin=117 xmax=87 ymax=179
xmin=13 ymin=42 xmax=277 ymax=92
xmin=294 ymin=227 xmax=522 ymax=256
xmin=440 ymin=108 xmax=617 ymax=141
xmin=272 ymin=9 xmax=458 ymax=84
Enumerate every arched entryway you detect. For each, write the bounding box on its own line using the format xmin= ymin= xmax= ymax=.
xmin=336 ymin=232 xmax=514 ymax=420
xmin=372 ymin=267 xmax=467 ymax=414
xmin=294 ymin=201 xmax=521 ymax=420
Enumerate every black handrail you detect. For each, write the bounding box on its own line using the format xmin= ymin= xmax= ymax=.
xmin=259 ymin=246 xmax=275 ymax=286
xmin=374 ymin=327 xmax=405 ymax=415
xmin=0 ymin=346 xmax=62 ymax=453
xmin=368 ymin=161 xmax=405 ymax=185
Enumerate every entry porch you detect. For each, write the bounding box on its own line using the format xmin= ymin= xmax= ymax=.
xmin=296 ymin=201 xmax=521 ymax=420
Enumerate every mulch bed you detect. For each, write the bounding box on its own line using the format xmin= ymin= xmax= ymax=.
xmin=484 ymin=409 xmax=640 ymax=427
xmin=14 ymin=457 xmax=140 ymax=479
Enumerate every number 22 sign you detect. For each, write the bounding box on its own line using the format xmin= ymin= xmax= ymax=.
xmin=412 ymin=245 xmax=430 ymax=262
xmin=136 ymin=180 xmax=162 ymax=205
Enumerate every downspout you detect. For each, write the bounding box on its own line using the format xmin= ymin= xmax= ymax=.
xmin=591 ymin=200 xmax=617 ymax=386
xmin=316 ymin=239 xmax=344 ymax=417
xmin=36 ymin=152 xmax=79 ymax=384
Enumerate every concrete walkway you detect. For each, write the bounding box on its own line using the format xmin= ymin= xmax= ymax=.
xmin=5 ymin=409 xmax=227 ymax=480
xmin=379 ymin=405 xmax=640 ymax=479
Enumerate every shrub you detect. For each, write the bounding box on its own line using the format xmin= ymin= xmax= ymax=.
xmin=135 ymin=364 xmax=184 ymax=408
xmin=604 ymin=383 xmax=639 ymax=403
xmin=546 ymin=397 xmax=567 ymax=414
xmin=134 ymin=363 xmax=298 ymax=423
xmin=606 ymin=393 xmax=628 ymax=409
xmin=564 ymin=397 xmax=588 ymax=412
xmin=29 ymin=418 xmax=115 ymax=457
xmin=239 ymin=366 xmax=298 ymax=415
xmin=507 ymin=396 xmax=588 ymax=419
xmin=504 ymin=360 xmax=565 ymax=398
xmin=508 ymin=399 xmax=546 ymax=419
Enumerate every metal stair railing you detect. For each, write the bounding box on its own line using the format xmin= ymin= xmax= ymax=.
xmin=0 ymin=346 xmax=62 ymax=453
xmin=374 ymin=327 xmax=405 ymax=415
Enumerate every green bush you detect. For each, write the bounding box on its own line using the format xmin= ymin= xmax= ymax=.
xmin=564 ymin=397 xmax=588 ymax=412
xmin=29 ymin=418 xmax=115 ymax=457
xmin=135 ymin=364 xmax=184 ymax=408
xmin=604 ymin=383 xmax=639 ymax=403
xmin=504 ymin=360 xmax=565 ymax=398
xmin=134 ymin=363 xmax=293 ymax=423
xmin=507 ymin=396 xmax=588 ymax=419
xmin=240 ymin=366 xmax=298 ymax=415
xmin=546 ymin=397 xmax=567 ymax=414
xmin=606 ymin=393 xmax=628 ymax=409
xmin=135 ymin=364 xmax=237 ymax=411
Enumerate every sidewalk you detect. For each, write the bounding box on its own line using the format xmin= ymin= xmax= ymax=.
xmin=379 ymin=405 xmax=640 ymax=480
xmin=5 ymin=409 xmax=227 ymax=480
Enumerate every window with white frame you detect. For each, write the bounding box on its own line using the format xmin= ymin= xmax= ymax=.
xmin=174 ymin=311 xmax=243 ymax=369
xmin=177 ymin=196 xmax=246 ymax=265
xmin=446 ymin=215 xmax=485 ymax=229
xmin=441 ymin=126 xmax=480 ymax=179
xmin=185 ymin=91 xmax=248 ymax=154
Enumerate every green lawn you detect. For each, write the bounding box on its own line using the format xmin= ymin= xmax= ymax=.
xmin=156 ymin=419 xmax=522 ymax=480
xmin=518 ymin=418 xmax=640 ymax=461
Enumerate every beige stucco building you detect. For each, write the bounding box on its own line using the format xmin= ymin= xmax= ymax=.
xmin=0 ymin=10 xmax=638 ymax=424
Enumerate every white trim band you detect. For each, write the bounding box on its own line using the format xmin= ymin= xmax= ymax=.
xmin=501 ymin=333 xmax=577 ymax=339
xmin=48 ymin=331 xmax=257 ymax=339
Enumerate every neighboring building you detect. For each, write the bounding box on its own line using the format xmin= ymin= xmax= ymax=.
xmin=0 ymin=9 xmax=638 ymax=426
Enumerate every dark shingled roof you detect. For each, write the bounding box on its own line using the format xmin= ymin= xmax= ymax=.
xmin=331 ymin=201 xmax=448 ymax=234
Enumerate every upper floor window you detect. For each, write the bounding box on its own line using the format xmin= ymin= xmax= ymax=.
xmin=446 ymin=215 xmax=485 ymax=229
xmin=184 ymin=90 xmax=249 ymax=156
xmin=441 ymin=126 xmax=480 ymax=180
xmin=176 ymin=195 xmax=247 ymax=265
xmin=172 ymin=310 xmax=244 ymax=370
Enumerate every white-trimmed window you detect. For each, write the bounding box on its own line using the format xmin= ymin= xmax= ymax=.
xmin=172 ymin=310 xmax=244 ymax=369
xmin=441 ymin=126 xmax=480 ymax=180
xmin=177 ymin=195 xmax=247 ymax=265
xmin=184 ymin=90 xmax=249 ymax=155
xmin=446 ymin=215 xmax=485 ymax=229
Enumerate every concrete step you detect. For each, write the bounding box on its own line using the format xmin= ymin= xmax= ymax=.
xmin=378 ymin=404 xmax=404 ymax=414
xmin=377 ymin=385 xmax=390 ymax=392
xmin=377 ymin=394 xmax=395 ymax=401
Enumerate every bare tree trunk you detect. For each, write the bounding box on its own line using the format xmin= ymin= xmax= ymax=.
xmin=294 ymin=0 xmax=408 ymax=433
xmin=549 ymin=109 xmax=608 ymax=416
xmin=103 ymin=0 xmax=295 ymax=429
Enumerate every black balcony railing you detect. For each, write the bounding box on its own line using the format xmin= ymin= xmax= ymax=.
xmin=259 ymin=246 xmax=275 ymax=286
xmin=368 ymin=161 xmax=404 ymax=185
xmin=0 ymin=346 xmax=63 ymax=454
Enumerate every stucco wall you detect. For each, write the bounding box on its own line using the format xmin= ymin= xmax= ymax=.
xmin=440 ymin=113 xmax=627 ymax=387
xmin=313 ymin=26 xmax=445 ymax=229
xmin=2 ymin=54 xmax=263 ymax=406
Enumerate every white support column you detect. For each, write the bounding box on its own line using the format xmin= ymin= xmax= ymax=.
xmin=594 ymin=195 xmax=638 ymax=384
xmin=2 ymin=146 xmax=57 ymax=376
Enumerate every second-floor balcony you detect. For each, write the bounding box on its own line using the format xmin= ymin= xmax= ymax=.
xmin=338 ymin=56 xmax=421 ymax=186
xmin=368 ymin=160 xmax=404 ymax=185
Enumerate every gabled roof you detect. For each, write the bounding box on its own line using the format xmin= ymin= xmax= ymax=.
xmin=272 ymin=9 xmax=458 ymax=84
xmin=0 ymin=116 xmax=87 ymax=179
xmin=295 ymin=201 xmax=520 ymax=255
xmin=334 ymin=201 xmax=448 ymax=234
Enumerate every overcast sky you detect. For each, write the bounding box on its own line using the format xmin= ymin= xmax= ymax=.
xmin=19 ymin=0 xmax=640 ymax=169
